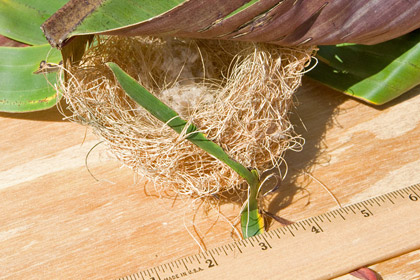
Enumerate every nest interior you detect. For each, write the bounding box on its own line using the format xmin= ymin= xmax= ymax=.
xmin=61 ymin=36 xmax=315 ymax=198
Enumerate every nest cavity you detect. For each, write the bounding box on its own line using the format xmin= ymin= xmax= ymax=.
xmin=61 ymin=36 xmax=315 ymax=197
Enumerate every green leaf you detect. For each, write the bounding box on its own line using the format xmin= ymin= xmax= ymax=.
xmin=307 ymin=30 xmax=420 ymax=105
xmin=241 ymin=209 xmax=264 ymax=238
xmin=0 ymin=0 xmax=68 ymax=45
xmin=107 ymin=62 xmax=264 ymax=238
xmin=0 ymin=45 xmax=62 ymax=112
xmin=107 ymin=62 xmax=258 ymax=187
xmin=69 ymin=0 xmax=185 ymax=35
xmin=241 ymin=169 xmax=264 ymax=238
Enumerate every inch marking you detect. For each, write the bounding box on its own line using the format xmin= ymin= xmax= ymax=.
xmin=261 ymin=235 xmax=272 ymax=249
xmin=208 ymin=250 xmax=218 ymax=266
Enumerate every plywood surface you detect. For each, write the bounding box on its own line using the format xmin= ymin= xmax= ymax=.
xmin=1 ymin=80 xmax=419 ymax=279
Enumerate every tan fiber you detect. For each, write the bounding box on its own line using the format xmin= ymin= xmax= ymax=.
xmin=60 ymin=36 xmax=315 ymax=197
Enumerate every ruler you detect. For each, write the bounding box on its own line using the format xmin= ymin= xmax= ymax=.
xmin=119 ymin=184 xmax=420 ymax=280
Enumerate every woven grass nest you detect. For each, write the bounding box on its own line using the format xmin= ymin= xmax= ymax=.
xmin=61 ymin=36 xmax=315 ymax=198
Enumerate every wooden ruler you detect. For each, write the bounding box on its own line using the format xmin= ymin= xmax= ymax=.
xmin=119 ymin=184 xmax=420 ymax=280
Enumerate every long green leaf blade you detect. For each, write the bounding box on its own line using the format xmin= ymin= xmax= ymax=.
xmin=0 ymin=0 xmax=67 ymax=45
xmin=107 ymin=62 xmax=263 ymax=238
xmin=307 ymin=30 xmax=420 ymax=105
xmin=107 ymin=62 xmax=258 ymax=187
xmin=0 ymin=45 xmax=62 ymax=112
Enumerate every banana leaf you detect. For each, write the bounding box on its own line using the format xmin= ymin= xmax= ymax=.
xmin=0 ymin=44 xmax=61 ymax=112
xmin=0 ymin=0 xmax=66 ymax=112
xmin=42 ymin=0 xmax=420 ymax=49
xmin=307 ymin=30 xmax=420 ymax=105
xmin=40 ymin=0 xmax=420 ymax=107
xmin=0 ymin=0 xmax=68 ymax=45
xmin=107 ymin=62 xmax=263 ymax=238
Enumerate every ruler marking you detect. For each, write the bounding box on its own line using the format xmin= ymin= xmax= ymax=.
xmin=235 ymin=242 xmax=243 ymax=254
xmin=168 ymin=262 xmax=173 ymax=273
xmin=396 ymin=190 xmax=405 ymax=198
xmin=249 ymin=239 xmax=255 ymax=247
xmin=274 ymin=229 xmax=281 ymax=239
xmin=208 ymin=250 xmax=218 ymax=266
xmin=241 ymin=239 xmax=247 ymax=247
xmin=229 ymin=243 xmax=236 ymax=252
xmin=385 ymin=193 xmax=395 ymax=204
xmin=286 ymin=225 xmax=295 ymax=237
xmin=409 ymin=185 xmax=420 ymax=199
xmin=153 ymin=267 xmax=161 ymax=280
xmin=221 ymin=245 xmax=228 ymax=255
xmin=342 ymin=207 xmax=349 ymax=215
xmin=336 ymin=210 xmax=346 ymax=221
xmin=373 ymin=197 xmax=381 ymax=206
xmin=311 ymin=218 xmax=324 ymax=233
xmin=361 ymin=202 xmax=374 ymax=216
xmin=136 ymin=271 xmax=144 ymax=280
xmin=281 ymin=227 xmax=287 ymax=235
xmin=261 ymin=235 xmax=272 ymax=249
xmin=181 ymin=258 xmax=188 ymax=272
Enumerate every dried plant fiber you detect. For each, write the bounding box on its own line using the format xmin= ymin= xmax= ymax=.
xmin=60 ymin=36 xmax=315 ymax=198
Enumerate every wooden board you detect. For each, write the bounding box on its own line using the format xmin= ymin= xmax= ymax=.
xmin=1 ymin=80 xmax=420 ymax=279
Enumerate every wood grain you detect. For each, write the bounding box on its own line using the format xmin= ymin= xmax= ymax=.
xmin=1 ymin=80 xmax=419 ymax=279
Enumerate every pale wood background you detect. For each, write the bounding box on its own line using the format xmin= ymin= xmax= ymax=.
xmin=1 ymin=79 xmax=419 ymax=279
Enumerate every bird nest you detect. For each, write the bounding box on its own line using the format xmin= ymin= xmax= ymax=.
xmin=60 ymin=36 xmax=315 ymax=198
